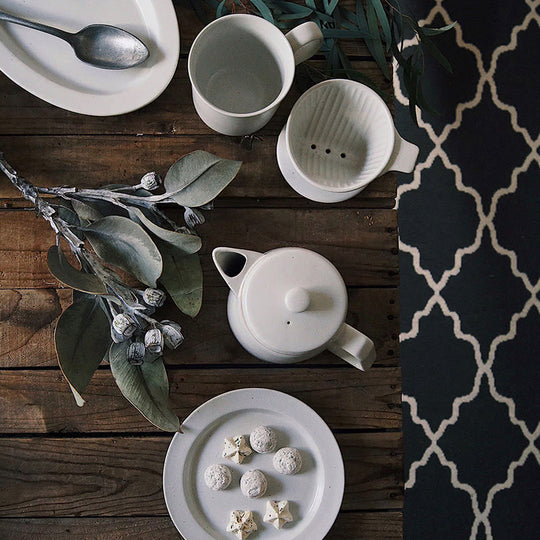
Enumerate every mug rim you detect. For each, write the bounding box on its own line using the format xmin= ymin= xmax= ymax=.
xmin=188 ymin=13 xmax=295 ymax=119
xmin=285 ymin=79 xmax=396 ymax=193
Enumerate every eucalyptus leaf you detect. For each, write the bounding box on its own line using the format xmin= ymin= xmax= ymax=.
xmin=71 ymin=199 xmax=104 ymax=223
xmin=421 ymin=22 xmax=456 ymax=36
xmin=109 ymin=342 xmax=180 ymax=432
xmin=47 ymin=245 xmax=107 ymax=295
xmin=127 ymin=206 xmax=202 ymax=254
xmin=367 ymin=0 xmax=391 ymax=49
xmin=164 ymin=151 xmax=221 ymax=196
xmin=84 ymin=216 xmax=163 ymax=287
xmin=168 ymin=157 xmax=242 ymax=208
xmin=55 ymin=295 xmax=111 ymax=406
xmin=159 ymin=243 xmax=203 ymax=318
xmin=365 ymin=0 xmax=391 ymax=79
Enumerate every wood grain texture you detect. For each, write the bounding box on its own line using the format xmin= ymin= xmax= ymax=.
xmin=0 ymin=367 xmax=401 ymax=433
xmin=0 ymin=512 xmax=402 ymax=539
xmin=0 ymin=287 xmax=398 ymax=368
xmin=0 ymin=135 xmax=396 ymax=206
xmin=0 ymin=208 xmax=398 ymax=289
xmin=0 ymin=433 xmax=401 ymax=517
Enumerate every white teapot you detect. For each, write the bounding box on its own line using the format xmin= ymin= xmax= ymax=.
xmin=212 ymin=246 xmax=376 ymax=370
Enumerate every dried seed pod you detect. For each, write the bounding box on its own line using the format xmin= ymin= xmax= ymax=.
xmin=183 ymin=207 xmax=205 ymax=228
xmin=140 ymin=171 xmax=161 ymax=191
xmin=112 ymin=313 xmax=137 ymax=338
xmin=127 ymin=341 xmax=145 ymax=365
xmin=145 ymin=328 xmax=164 ymax=355
xmin=143 ymin=287 xmax=166 ymax=307
xmin=111 ymin=326 xmax=126 ymax=344
xmin=161 ymin=320 xmax=184 ymax=349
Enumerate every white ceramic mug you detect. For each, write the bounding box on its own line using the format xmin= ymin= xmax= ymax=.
xmin=276 ymin=79 xmax=420 ymax=202
xmin=188 ymin=14 xmax=323 ymax=136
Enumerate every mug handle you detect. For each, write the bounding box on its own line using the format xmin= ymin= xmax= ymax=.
xmin=327 ymin=323 xmax=376 ymax=371
xmin=285 ymin=22 xmax=324 ymax=65
xmin=382 ymin=128 xmax=419 ymax=174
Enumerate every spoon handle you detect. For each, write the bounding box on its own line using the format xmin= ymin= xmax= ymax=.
xmin=0 ymin=10 xmax=73 ymax=42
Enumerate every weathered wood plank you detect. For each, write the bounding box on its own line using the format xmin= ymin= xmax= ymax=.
xmin=0 ymin=433 xmax=402 ymax=517
xmin=0 ymin=287 xmax=399 ymax=368
xmin=0 ymin=135 xmax=396 ymax=206
xmin=0 ymin=59 xmax=390 ymax=136
xmin=0 ymin=208 xmax=398 ymax=289
xmin=0 ymin=512 xmax=402 ymax=539
xmin=0 ymin=368 xmax=401 ymax=432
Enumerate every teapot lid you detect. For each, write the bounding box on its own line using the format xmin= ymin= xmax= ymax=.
xmin=240 ymin=248 xmax=347 ymax=355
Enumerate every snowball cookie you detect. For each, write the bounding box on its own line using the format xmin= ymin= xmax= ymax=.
xmin=240 ymin=469 xmax=268 ymax=498
xmin=249 ymin=425 xmax=278 ymax=454
xmin=273 ymin=447 xmax=302 ymax=475
xmin=204 ymin=464 xmax=232 ymax=491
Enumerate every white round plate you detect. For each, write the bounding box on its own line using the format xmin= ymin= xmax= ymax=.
xmin=163 ymin=388 xmax=344 ymax=540
xmin=0 ymin=0 xmax=179 ymax=116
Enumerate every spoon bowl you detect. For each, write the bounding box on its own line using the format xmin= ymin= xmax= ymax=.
xmin=0 ymin=10 xmax=149 ymax=69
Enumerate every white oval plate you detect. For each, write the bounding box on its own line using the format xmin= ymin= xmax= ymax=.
xmin=0 ymin=0 xmax=179 ymax=116
xmin=163 ymin=388 xmax=344 ymax=540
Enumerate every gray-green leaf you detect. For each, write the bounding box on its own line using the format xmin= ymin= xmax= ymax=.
xmin=71 ymin=199 xmax=104 ymax=223
xmin=163 ymin=151 xmax=242 ymax=207
xmin=84 ymin=216 xmax=163 ymax=287
xmin=55 ymin=295 xmax=111 ymax=406
xmin=169 ymin=159 xmax=242 ymax=208
xmin=159 ymin=243 xmax=203 ymax=318
xmin=47 ymin=245 xmax=107 ymax=295
xmin=127 ymin=206 xmax=202 ymax=254
xmin=109 ymin=342 xmax=180 ymax=432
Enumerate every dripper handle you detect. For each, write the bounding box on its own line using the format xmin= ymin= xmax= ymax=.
xmin=285 ymin=22 xmax=324 ymax=65
xmin=327 ymin=323 xmax=376 ymax=371
xmin=383 ymin=128 xmax=419 ymax=174
xmin=212 ymin=247 xmax=262 ymax=296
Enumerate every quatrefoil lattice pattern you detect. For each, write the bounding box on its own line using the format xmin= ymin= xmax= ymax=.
xmin=394 ymin=0 xmax=540 ymax=538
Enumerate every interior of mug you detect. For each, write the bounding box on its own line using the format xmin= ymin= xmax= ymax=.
xmin=189 ymin=15 xmax=293 ymax=115
xmin=288 ymin=80 xmax=395 ymax=190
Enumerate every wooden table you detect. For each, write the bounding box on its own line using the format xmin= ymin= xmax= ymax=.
xmin=0 ymin=3 xmax=402 ymax=538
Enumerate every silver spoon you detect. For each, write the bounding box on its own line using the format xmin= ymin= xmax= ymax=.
xmin=0 ymin=10 xmax=149 ymax=69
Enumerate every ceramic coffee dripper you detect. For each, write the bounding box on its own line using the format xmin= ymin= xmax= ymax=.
xmin=188 ymin=14 xmax=323 ymax=136
xmin=277 ymin=79 xmax=420 ymax=202
xmin=213 ymin=246 xmax=376 ymax=370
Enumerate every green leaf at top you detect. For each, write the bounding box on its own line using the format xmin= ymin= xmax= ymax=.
xmin=367 ymin=0 xmax=391 ymax=49
xmin=364 ymin=0 xmax=391 ymax=79
xmin=55 ymin=295 xmax=111 ymax=406
xmin=169 ymin=158 xmax=242 ymax=208
xmin=84 ymin=216 xmax=163 ymax=288
xmin=421 ymin=22 xmax=456 ymax=36
xmin=109 ymin=342 xmax=180 ymax=432
xmin=47 ymin=245 xmax=107 ymax=295
xmin=127 ymin=206 xmax=202 ymax=255
xmin=159 ymin=243 xmax=203 ymax=318
xmin=250 ymin=0 xmax=275 ymax=23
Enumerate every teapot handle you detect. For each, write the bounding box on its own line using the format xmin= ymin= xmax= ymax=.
xmin=327 ymin=323 xmax=376 ymax=371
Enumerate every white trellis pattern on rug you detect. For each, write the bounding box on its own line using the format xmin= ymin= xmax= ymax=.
xmin=394 ymin=0 xmax=540 ymax=538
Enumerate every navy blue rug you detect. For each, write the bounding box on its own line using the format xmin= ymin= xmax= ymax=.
xmin=394 ymin=1 xmax=540 ymax=538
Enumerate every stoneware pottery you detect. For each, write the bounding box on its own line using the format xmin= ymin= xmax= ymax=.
xmin=213 ymin=246 xmax=376 ymax=370
xmin=0 ymin=0 xmax=179 ymax=115
xmin=163 ymin=388 xmax=345 ymax=540
xmin=277 ymin=79 xmax=420 ymax=202
xmin=188 ymin=14 xmax=323 ymax=136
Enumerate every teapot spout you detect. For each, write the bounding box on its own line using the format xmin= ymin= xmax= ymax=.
xmin=212 ymin=247 xmax=263 ymax=296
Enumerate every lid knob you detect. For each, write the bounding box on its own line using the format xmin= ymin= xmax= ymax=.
xmin=285 ymin=287 xmax=310 ymax=313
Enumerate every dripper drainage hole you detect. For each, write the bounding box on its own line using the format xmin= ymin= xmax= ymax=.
xmin=340 ymin=153 xmax=346 ymax=158
xmin=325 ymin=148 xmax=331 ymax=154
xmin=311 ymin=144 xmax=316 ymax=149
xmin=286 ymin=321 xmax=291 ymax=325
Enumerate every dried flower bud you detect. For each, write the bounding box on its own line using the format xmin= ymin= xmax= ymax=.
xmin=140 ymin=171 xmax=161 ymax=191
xmin=143 ymin=287 xmax=166 ymax=307
xmin=113 ymin=313 xmax=137 ymax=338
xmin=184 ymin=207 xmax=205 ymax=228
xmin=111 ymin=327 xmax=126 ymax=343
xmin=161 ymin=320 xmax=184 ymax=349
xmin=145 ymin=328 xmax=164 ymax=355
xmin=127 ymin=341 xmax=145 ymax=365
